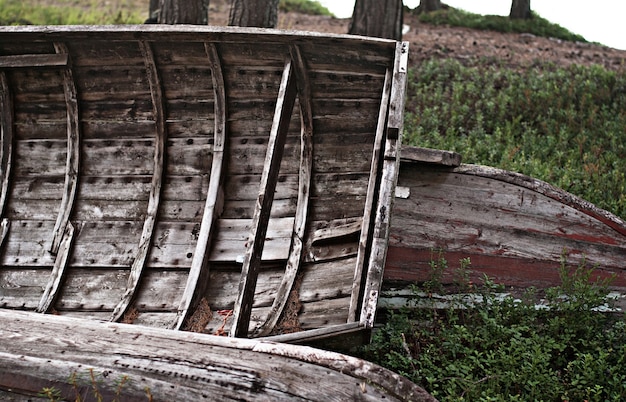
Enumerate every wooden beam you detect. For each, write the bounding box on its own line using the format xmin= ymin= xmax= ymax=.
xmin=0 ymin=53 xmax=68 ymax=68
xmin=347 ymin=66 xmax=393 ymax=323
xmin=0 ymin=71 xmax=13 ymax=227
xmin=230 ymin=57 xmax=298 ymax=338
xmin=49 ymin=42 xmax=80 ymax=254
xmin=360 ymin=41 xmax=409 ymax=328
xmin=253 ymin=45 xmax=313 ymax=337
xmin=37 ymin=223 xmax=76 ymax=313
xmin=111 ymin=41 xmax=166 ymax=322
xmin=400 ymin=146 xmax=462 ymax=167
xmin=172 ymin=42 xmax=227 ymax=330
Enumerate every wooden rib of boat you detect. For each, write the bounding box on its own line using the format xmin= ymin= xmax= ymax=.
xmin=0 ymin=25 xmax=408 ymax=343
xmin=0 ymin=309 xmax=436 ymax=402
xmin=385 ymin=146 xmax=626 ymax=295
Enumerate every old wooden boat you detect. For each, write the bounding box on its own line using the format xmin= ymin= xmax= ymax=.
xmin=385 ymin=146 xmax=626 ymax=300
xmin=0 ymin=25 xmax=408 ymax=343
xmin=0 ymin=309 xmax=436 ymax=401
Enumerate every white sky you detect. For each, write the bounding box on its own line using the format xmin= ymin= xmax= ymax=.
xmin=317 ymin=1 xmax=626 ymax=50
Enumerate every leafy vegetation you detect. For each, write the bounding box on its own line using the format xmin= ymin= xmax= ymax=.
xmin=415 ymin=7 xmax=586 ymax=44
xmin=357 ymin=254 xmax=626 ymax=400
xmin=279 ymin=0 xmax=333 ymax=17
xmin=404 ymin=59 xmax=626 ymax=220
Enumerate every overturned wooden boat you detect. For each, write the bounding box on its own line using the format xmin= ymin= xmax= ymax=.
xmin=385 ymin=146 xmax=626 ymax=299
xmin=0 ymin=309 xmax=435 ymax=401
xmin=0 ymin=25 xmax=408 ymax=343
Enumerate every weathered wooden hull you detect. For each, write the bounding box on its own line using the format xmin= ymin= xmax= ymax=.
xmin=0 ymin=25 xmax=408 ymax=342
xmin=0 ymin=309 xmax=435 ymax=402
xmin=385 ymin=147 xmax=626 ymax=291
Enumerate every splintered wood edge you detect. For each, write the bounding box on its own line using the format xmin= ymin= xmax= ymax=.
xmin=0 ymin=71 xmax=13 ymax=221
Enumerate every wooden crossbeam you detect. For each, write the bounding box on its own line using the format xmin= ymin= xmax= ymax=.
xmin=0 ymin=53 xmax=68 ymax=68
xmin=253 ymin=45 xmax=313 ymax=337
xmin=172 ymin=42 xmax=227 ymax=330
xmin=230 ymin=56 xmax=298 ymax=338
xmin=49 ymin=42 xmax=80 ymax=255
xmin=360 ymin=41 xmax=409 ymax=327
xmin=111 ymin=41 xmax=166 ymax=322
xmin=347 ymin=65 xmax=393 ymax=323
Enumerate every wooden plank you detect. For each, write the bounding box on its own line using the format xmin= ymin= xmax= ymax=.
xmin=231 ymin=57 xmax=298 ymax=338
xmin=0 ymin=309 xmax=433 ymax=402
xmin=172 ymin=43 xmax=227 ymax=330
xmin=348 ymin=66 xmax=393 ymax=322
xmin=254 ymin=45 xmax=313 ymax=337
xmin=37 ymin=222 xmax=76 ymax=312
xmin=50 ymin=42 xmax=81 ymax=254
xmin=111 ymin=41 xmax=166 ymax=322
xmin=0 ymin=53 xmax=68 ymax=68
xmin=360 ymin=41 xmax=408 ymax=327
xmin=400 ymin=146 xmax=462 ymax=167
xmin=0 ymin=71 xmax=13 ymax=222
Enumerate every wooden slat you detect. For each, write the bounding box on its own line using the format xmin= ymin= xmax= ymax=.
xmin=254 ymin=45 xmax=313 ymax=337
xmin=172 ymin=42 xmax=227 ymax=330
xmin=49 ymin=42 xmax=80 ymax=254
xmin=347 ymin=66 xmax=393 ymax=322
xmin=0 ymin=53 xmax=68 ymax=68
xmin=400 ymin=146 xmax=462 ymax=167
xmin=360 ymin=41 xmax=409 ymax=327
xmin=36 ymin=223 xmax=76 ymax=312
xmin=111 ymin=41 xmax=166 ymax=322
xmin=230 ymin=57 xmax=298 ymax=338
xmin=0 ymin=72 xmax=13 ymax=251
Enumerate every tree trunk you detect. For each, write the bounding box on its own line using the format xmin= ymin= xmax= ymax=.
xmin=420 ymin=0 xmax=441 ymax=12
xmin=228 ymin=0 xmax=280 ymax=28
xmin=509 ymin=0 xmax=531 ymax=19
xmin=349 ymin=0 xmax=404 ymax=41
xmin=157 ymin=0 xmax=208 ymax=24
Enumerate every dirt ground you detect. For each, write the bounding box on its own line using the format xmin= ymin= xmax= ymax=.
xmin=207 ymin=0 xmax=626 ymax=71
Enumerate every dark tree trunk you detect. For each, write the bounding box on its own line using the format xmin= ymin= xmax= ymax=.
xmin=157 ymin=0 xmax=208 ymax=24
xmin=349 ymin=0 xmax=404 ymax=41
xmin=420 ymin=0 xmax=441 ymax=12
xmin=228 ymin=0 xmax=280 ymax=28
xmin=510 ymin=0 xmax=531 ymax=19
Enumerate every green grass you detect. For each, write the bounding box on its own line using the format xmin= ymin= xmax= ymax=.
xmin=404 ymin=59 xmax=626 ymax=220
xmin=0 ymin=0 xmax=144 ymax=25
xmin=416 ymin=7 xmax=587 ymax=44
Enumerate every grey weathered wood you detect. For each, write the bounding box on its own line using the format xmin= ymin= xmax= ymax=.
xmin=49 ymin=42 xmax=80 ymax=254
xmin=254 ymin=45 xmax=313 ymax=337
xmin=173 ymin=43 xmax=227 ymax=330
xmin=111 ymin=41 xmax=166 ymax=322
xmin=0 ymin=53 xmax=68 ymax=68
xmin=0 ymin=309 xmax=435 ymax=402
xmin=401 ymin=146 xmax=462 ymax=167
xmin=37 ymin=223 xmax=76 ymax=312
xmin=0 ymin=26 xmax=402 ymax=344
xmin=0 ymin=71 xmax=13 ymax=226
xmin=361 ymin=41 xmax=409 ymax=327
xmin=348 ymin=66 xmax=393 ymax=323
xmin=231 ymin=57 xmax=298 ymax=337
